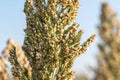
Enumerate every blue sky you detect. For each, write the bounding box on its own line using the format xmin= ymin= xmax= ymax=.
xmin=0 ymin=0 xmax=120 ymax=78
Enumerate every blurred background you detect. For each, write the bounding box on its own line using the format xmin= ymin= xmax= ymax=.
xmin=0 ymin=0 xmax=120 ymax=79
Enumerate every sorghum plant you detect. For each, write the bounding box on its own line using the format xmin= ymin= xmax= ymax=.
xmin=0 ymin=0 xmax=95 ymax=80
xmin=0 ymin=55 xmax=8 ymax=80
xmin=1 ymin=39 xmax=31 ymax=80
xmin=94 ymin=3 xmax=120 ymax=80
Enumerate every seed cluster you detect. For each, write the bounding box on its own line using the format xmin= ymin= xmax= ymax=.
xmin=95 ymin=3 xmax=120 ymax=80
xmin=0 ymin=0 xmax=95 ymax=80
